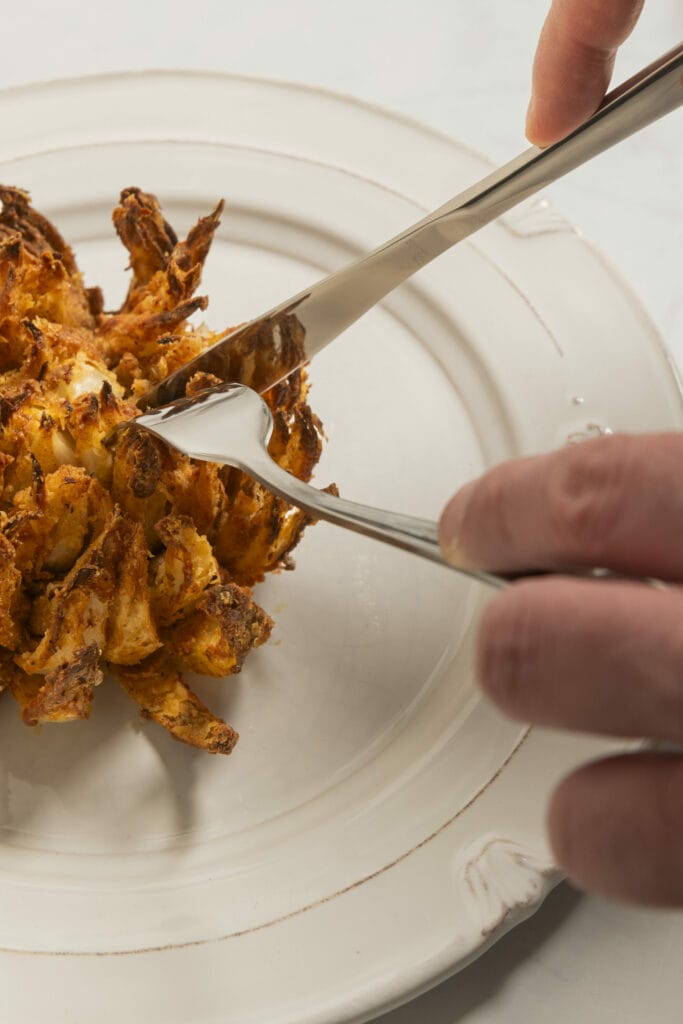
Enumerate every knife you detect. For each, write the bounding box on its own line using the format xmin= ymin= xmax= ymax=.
xmin=139 ymin=42 xmax=683 ymax=412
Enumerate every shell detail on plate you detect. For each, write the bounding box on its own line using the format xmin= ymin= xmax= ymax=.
xmin=455 ymin=836 xmax=557 ymax=938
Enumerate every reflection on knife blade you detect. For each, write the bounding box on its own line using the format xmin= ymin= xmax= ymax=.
xmin=138 ymin=297 xmax=310 ymax=410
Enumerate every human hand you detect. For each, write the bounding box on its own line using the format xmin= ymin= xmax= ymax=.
xmin=438 ymin=433 xmax=683 ymax=906
xmin=527 ymin=0 xmax=645 ymax=145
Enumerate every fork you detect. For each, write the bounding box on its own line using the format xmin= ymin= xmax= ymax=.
xmin=122 ymin=382 xmax=508 ymax=589
xmin=123 ymin=383 xmax=661 ymax=591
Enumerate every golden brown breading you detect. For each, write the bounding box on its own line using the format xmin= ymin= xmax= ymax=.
xmin=116 ymin=652 xmax=239 ymax=755
xmin=0 ymin=187 xmax=96 ymax=348
xmin=98 ymin=187 xmax=224 ymax=391
xmin=16 ymin=514 xmax=122 ymax=679
xmin=150 ymin=515 xmax=220 ymax=627
xmin=7 ymin=466 xmax=113 ymax=576
xmin=104 ymin=517 xmax=161 ymax=666
xmin=0 ymin=533 xmax=24 ymax=648
xmin=166 ymin=583 xmax=273 ymax=677
xmin=11 ymin=645 xmax=103 ymax=726
xmin=0 ymin=186 xmax=331 ymax=753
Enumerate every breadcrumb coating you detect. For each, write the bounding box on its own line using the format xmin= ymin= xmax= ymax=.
xmin=0 ymin=186 xmax=328 ymax=754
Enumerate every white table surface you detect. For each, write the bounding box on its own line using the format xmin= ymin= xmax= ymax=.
xmin=2 ymin=2 xmax=682 ymax=1021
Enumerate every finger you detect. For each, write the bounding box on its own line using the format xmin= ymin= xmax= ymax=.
xmin=439 ymin=433 xmax=683 ymax=578
xmin=548 ymin=753 xmax=683 ymax=906
xmin=527 ymin=0 xmax=645 ymax=146
xmin=477 ymin=578 xmax=683 ymax=742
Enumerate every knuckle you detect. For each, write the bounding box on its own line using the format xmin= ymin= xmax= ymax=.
xmin=476 ymin=587 xmax=541 ymax=719
xmin=548 ymin=439 xmax=630 ymax=557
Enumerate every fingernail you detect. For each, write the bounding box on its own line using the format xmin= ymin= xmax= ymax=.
xmin=525 ymin=96 xmax=540 ymax=146
xmin=438 ymin=481 xmax=475 ymax=567
xmin=525 ymin=98 xmax=554 ymax=148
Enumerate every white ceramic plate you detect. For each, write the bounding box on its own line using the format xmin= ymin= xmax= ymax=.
xmin=0 ymin=73 xmax=680 ymax=1024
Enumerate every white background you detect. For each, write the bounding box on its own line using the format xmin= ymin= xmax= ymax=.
xmin=1 ymin=1 xmax=682 ymax=1021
